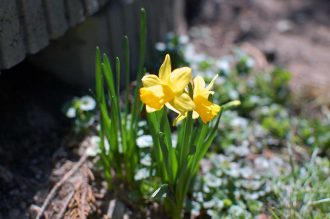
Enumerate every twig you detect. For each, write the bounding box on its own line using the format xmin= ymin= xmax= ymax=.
xmin=36 ymin=154 xmax=88 ymax=219
xmin=56 ymin=191 xmax=75 ymax=219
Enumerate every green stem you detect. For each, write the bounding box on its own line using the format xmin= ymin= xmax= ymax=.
xmin=171 ymin=199 xmax=183 ymax=219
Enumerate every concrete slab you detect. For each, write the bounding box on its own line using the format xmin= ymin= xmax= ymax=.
xmin=18 ymin=0 xmax=49 ymax=54
xmin=0 ymin=0 xmax=26 ymax=68
xmin=43 ymin=0 xmax=69 ymax=39
xmin=65 ymin=0 xmax=85 ymax=27
xmin=82 ymin=0 xmax=99 ymax=15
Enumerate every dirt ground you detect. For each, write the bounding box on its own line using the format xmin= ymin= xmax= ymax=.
xmin=1 ymin=0 xmax=329 ymax=218
xmin=189 ymin=0 xmax=330 ymax=105
xmin=0 ymin=63 xmax=80 ymax=219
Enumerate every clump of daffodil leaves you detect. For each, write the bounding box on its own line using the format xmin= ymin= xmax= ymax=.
xmin=140 ymin=54 xmax=240 ymax=219
xmin=95 ymin=8 xmax=239 ymax=218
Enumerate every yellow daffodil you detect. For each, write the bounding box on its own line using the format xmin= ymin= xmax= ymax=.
xmin=174 ymin=75 xmax=221 ymax=124
xmin=140 ymin=54 xmax=194 ymax=113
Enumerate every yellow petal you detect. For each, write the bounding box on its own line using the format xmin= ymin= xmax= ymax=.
xmin=159 ymin=54 xmax=171 ymax=82
xmin=193 ymin=75 xmax=218 ymax=99
xmin=193 ymin=76 xmax=206 ymax=98
xmin=146 ymin=105 xmax=158 ymax=113
xmin=170 ymin=67 xmax=192 ymax=93
xmin=165 ymin=103 xmax=180 ymax=114
xmin=169 ymin=93 xmax=194 ymax=114
xmin=140 ymin=85 xmax=165 ymax=110
xmin=142 ymin=74 xmax=162 ymax=87
xmin=173 ymin=113 xmax=187 ymax=126
xmin=162 ymin=84 xmax=175 ymax=103
xmin=206 ymin=74 xmax=219 ymax=91
xmin=194 ymin=95 xmax=221 ymax=123
xmin=192 ymin=111 xmax=199 ymax=119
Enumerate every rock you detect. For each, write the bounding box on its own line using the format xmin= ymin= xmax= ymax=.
xmin=107 ymin=199 xmax=130 ymax=219
xmin=29 ymin=204 xmax=41 ymax=219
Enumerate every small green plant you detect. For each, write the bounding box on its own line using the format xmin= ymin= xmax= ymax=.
xmin=235 ymin=50 xmax=255 ymax=75
xmin=63 ymin=95 xmax=96 ymax=132
xmin=296 ymin=118 xmax=330 ymax=156
xmin=271 ymin=150 xmax=330 ymax=218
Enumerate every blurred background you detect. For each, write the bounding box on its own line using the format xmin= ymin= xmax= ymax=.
xmin=0 ymin=0 xmax=329 ymax=218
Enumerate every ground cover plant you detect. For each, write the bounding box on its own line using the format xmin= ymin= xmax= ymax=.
xmin=61 ymin=10 xmax=330 ymax=219
xmin=154 ymin=33 xmax=330 ymax=218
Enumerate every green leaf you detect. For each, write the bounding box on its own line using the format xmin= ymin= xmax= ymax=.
xmin=147 ymin=112 xmax=167 ymax=181
xmin=131 ymin=8 xmax=147 ymax=133
xmin=123 ymin=36 xmax=130 ymax=128
xmin=158 ymin=132 xmax=169 ymax=162
xmin=95 ymin=47 xmax=103 ymax=102
xmin=151 ymin=184 xmax=169 ymax=200
xmin=189 ymin=144 xmax=196 ymax=155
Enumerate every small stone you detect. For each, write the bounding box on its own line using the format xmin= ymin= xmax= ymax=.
xmin=29 ymin=205 xmax=41 ymax=218
xmin=276 ymin=19 xmax=293 ymax=33
xmin=107 ymin=200 xmax=129 ymax=219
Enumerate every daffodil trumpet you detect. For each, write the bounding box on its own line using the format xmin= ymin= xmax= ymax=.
xmin=173 ymin=75 xmax=221 ymax=125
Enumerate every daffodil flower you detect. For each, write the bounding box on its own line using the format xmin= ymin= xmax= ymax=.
xmin=140 ymin=54 xmax=194 ymax=113
xmin=174 ymin=75 xmax=221 ymax=124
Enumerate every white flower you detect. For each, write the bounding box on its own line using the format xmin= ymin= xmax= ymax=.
xmin=246 ymin=58 xmax=255 ymax=68
xmin=204 ymin=173 xmax=222 ymax=187
xmin=203 ymin=199 xmax=216 ymax=209
xmin=179 ymin=35 xmax=189 ymax=44
xmin=230 ymin=117 xmax=248 ymax=128
xmin=240 ymin=166 xmax=253 ymax=179
xmin=134 ymin=168 xmax=149 ymax=180
xmin=86 ymin=136 xmax=109 ymax=156
xmin=195 ymin=192 xmax=204 ymax=202
xmin=136 ymin=135 xmax=153 ymax=148
xmin=140 ymin=154 xmax=152 ymax=166
xmin=66 ymin=107 xmax=76 ymax=118
xmin=216 ymin=59 xmax=230 ymax=75
xmin=227 ymin=163 xmax=240 ymax=177
xmin=228 ymin=90 xmax=239 ymax=99
xmin=245 ymin=192 xmax=259 ymax=200
xmin=171 ymin=134 xmax=178 ymax=147
xmin=155 ymin=42 xmax=166 ymax=51
xmin=228 ymin=205 xmax=245 ymax=216
xmin=86 ymin=136 xmax=100 ymax=157
xmin=138 ymin=120 xmax=147 ymax=127
xmin=226 ymin=145 xmax=250 ymax=157
xmin=183 ymin=44 xmax=196 ymax=62
xmin=137 ymin=130 xmax=144 ymax=136
xmin=79 ymin=96 xmax=96 ymax=111
xmin=190 ymin=201 xmax=201 ymax=216
xmin=254 ymin=157 xmax=269 ymax=170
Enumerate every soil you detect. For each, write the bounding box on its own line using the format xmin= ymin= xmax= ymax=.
xmin=1 ymin=0 xmax=329 ymax=218
xmin=0 ymin=62 xmax=80 ymax=219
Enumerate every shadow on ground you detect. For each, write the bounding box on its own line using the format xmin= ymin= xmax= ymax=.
xmin=0 ymin=61 xmax=81 ymax=219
